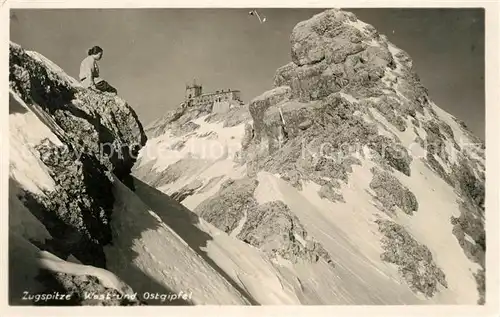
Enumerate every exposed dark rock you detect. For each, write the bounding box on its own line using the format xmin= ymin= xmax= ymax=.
xmin=195 ymin=178 xmax=259 ymax=233
xmin=169 ymin=140 xmax=187 ymax=151
xmin=318 ymin=183 xmax=345 ymax=203
xmin=369 ymin=167 xmax=418 ymax=215
xmin=237 ymin=201 xmax=335 ymax=266
xmin=425 ymin=153 xmax=453 ymax=186
xmin=362 ymin=97 xmax=407 ymax=132
xmin=451 ymin=157 xmax=485 ymax=212
xmin=9 ymin=43 xmax=147 ymax=272
xmin=36 ymin=270 xmax=143 ymax=306
xmin=194 ymin=177 xmax=336 ymax=267
xmin=451 ymin=201 xmax=485 ymax=266
xmin=18 ymin=140 xmax=112 ymax=268
xmin=249 ymin=86 xmax=292 ymax=142
xmin=241 ymin=123 xmax=254 ymax=150
xmin=376 ymin=219 xmax=448 ymax=297
xmin=274 ymin=10 xmax=398 ymax=103
xmin=369 ymin=135 xmax=412 ymax=176
xmin=10 ymin=43 xmax=147 ymax=182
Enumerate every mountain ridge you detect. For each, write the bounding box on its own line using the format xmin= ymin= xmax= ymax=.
xmin=136 ymin=8 xmax=485 ymax=304
xmin=9 ymin=8 xmax=485 ymax=306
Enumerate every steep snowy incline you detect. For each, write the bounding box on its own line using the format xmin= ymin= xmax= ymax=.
xmin=130 ymin=176 xmax=306 ymax=304
xmin=134 ymin=8 xmax=485 ymax=305
xmin=104 ymin=177 xmax=250 ymax=305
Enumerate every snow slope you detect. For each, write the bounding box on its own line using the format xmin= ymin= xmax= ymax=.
xmin=130 ymin=176 xmax=303 ymax=305
xmin=104 ymin=177 xmax=250 ymax=305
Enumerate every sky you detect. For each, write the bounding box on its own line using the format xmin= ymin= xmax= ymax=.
xmin=10 ymin=8 xmax=485 ymax=139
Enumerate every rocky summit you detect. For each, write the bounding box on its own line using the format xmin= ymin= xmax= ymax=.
xmin=10 ymin=8 xmax=485 ymax=306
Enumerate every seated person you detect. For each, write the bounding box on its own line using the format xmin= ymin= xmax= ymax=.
xmin=79 ymin=45 xmax=117 ymax=94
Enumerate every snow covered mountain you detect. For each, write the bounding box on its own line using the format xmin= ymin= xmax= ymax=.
xmin=9 ymin=8 xmax=485 ymax=306
xmin=134 ymin=9 xmax=485 ymax=305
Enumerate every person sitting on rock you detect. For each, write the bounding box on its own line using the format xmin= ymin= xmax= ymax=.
xmin=79 ymin=45 xmax=117 ymax=94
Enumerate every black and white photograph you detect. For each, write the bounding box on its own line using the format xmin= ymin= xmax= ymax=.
xmin=4 ymin=3 xmax=497 ymax=312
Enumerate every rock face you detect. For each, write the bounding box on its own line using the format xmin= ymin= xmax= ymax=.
xmin=9 ymin=42 xmax=147 ymax=305
xmin=10 ymin=43 xmax=146 ymax=179
xmin=132 ymin=9 xmax=485 ymax=305
xmin=43 ymin=273 xmax=143 ymax=306
xmin=194 ymin=178 xmax=334 ymax=266
xmin=370 ymin=167 xmax=419 ymax=215
xmin=237 ymin=200 xmax=334 ymax=265
xmin=376 ymin=219 xmax=448 ymax=298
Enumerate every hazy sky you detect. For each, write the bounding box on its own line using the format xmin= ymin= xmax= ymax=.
xmin=10 ymin=8 xmax=484 ymax=139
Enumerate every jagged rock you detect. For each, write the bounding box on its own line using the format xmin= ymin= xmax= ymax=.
xmin=195 ymin=178 xmax=259 ymax=233
xmin=376 ymin=219 xmax=448 ymax=297
xmin=9 ymin=43 xmax=147 ymax=180
xmin=369 ymin=167 xmax=418 ymax=215
xmin=241 ymin=91 xmax=405 ymax=197
xmin=249 ymin=86 xmax=291 ymax=141
xmin=318 ymin=183 xmax=345 ymax=203
xmin=38 ymin=271 xmax=143 ymax=306
xmin=290 ymin=9 xmax=368 ymax=66
xmin=169 ymin=140 xmax=187 ymax=151
xmin=9 ymin=42 xmax=147 ymax=268
xmin=241 ymin=123 xmax=254 ymax=150
xmin=451 ymin=157 xmax=485 ymax=211
xmin=369 ymin=135 xmax=412 ymax=176
xmin=20 ymin=140 xmax=113 ymax=267
xmin=362 ymin=97 xmax=407 ymax=132
xmin=274 ymin=10 xmax=398 ymax=103
xmin=237 ymin=201 xmax=335 ymax=266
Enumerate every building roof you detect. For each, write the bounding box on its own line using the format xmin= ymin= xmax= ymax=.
xmin=194 ymin=90 xmax=241 ymax=97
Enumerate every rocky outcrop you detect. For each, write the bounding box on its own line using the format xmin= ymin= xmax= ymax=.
xmin=195 ymin=178 xmax=259 ymax=233
xmin=19 ymin=140 xmax=114 ymax=267
xmin=376 ymin=219 xmax=448 ymax=298
xmin=10 ymin=43 xmax=147 ymax=180
xmin=236 ymin=9 xmax=438 ymax=196
xmin=274 ymin=10 xmax=400 ymax=102
xmin=240 ymin=88 xmax=412 ymax=199
xmin=37 ymin=271 xmax=143 ymax=306
xmin=370 ymin=167 xmax=418 ymax=216
xmin=9 ymin=42 xmax=147 ymax=304
xmin=237 ymin=201 xmax=334 ymax=265
xmin=145 ymin=102 xmax=213 ymax=138
xmin=195 ymin=178 xmax=334 ymax=266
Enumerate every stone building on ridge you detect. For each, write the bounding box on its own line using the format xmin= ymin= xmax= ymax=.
xmin=184 ymin=80 xmax=243 ymax=113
